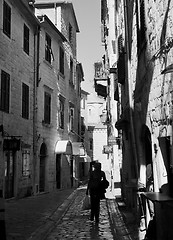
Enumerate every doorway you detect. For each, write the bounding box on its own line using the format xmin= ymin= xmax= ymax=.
xmin=56 ymin=154 xmax=61 ymax=189
xmin=4 ymin=151 xmax=15 ymax=199
xmin=159 ymin=137 xmax=173 ymax=196
xmin=141 ymin=124 xmax=154 ymax=187
xmin=39 ymin=143 xmax=47 ymax=192
xmin=70 ymin=158 xmax=73 ymax=187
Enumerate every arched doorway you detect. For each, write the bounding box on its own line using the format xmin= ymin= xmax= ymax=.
xmin=141 ymin=124 xmax=153 ymax=189
xmin=39 ymin=143 xmax=47 ymax=192
xmin=55 ymin=140 xmax=73 ymax=189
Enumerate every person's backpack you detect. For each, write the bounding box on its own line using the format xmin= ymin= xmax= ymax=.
xmin=100 ymin=179 xmax=109 ymax=189
xmin=99 ymin=179 xmax=109 ymax=199
xmin=89 ymin=176 xmax=100 ymax=190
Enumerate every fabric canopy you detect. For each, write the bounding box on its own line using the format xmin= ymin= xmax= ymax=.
xmin=84 ymin=155 xmax=91 ymax=162
xmin=55 ymin=140 xmax=72 ymax=155
xmin=72 ymin=142 xmax=85 ymax=156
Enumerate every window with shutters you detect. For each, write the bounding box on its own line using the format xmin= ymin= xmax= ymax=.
xmin=69 ymin=23 xmax=72 ymax=43
xmin=3 ymin=1 xmax=11 ymax=38
xmin=23 ymin=24 xmax=29 ymax=55
xmin=70 ymin=58 xmax=74 ymax=85
xmin=0 ymin=70 xmax=10 ymax=113
xmin=45 ymin=33 xmax=52 ymax=63
xmin=22 ymin=83 xmax=29 ymax=119
xmin=22 ymin=150 xmax=30 ymax=176
xmin=69 ymin=105 xmax=74 ymax=131
xmin=59 ymin=46 xmax=64 ymax=75
xmin=59 ymin=97 xmax=65 ymax=129
xmin=44 ymin=92 xmax=51 ymax=124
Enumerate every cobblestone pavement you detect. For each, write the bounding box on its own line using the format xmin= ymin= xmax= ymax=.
xmin=46 ymin=189 xmax=115 ymax=240
xmin=5 ymin=188 xmax=75 ymax=240
xmin=5 ymin=186 xmax=140 ymax=240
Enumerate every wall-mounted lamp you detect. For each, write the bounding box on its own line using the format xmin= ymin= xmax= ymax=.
xmin=154 ymin=143 xmax=158 ymax=154
xmin=161 ymin=63 xmax=173 ymax=74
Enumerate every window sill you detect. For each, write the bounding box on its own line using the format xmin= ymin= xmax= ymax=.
xmin=58 ymin=127 xmax=64 ymax=132
xmin=42 ymin=120 xmax=52 ymax=128
xmin=22 ymin=174 xmax=31 ymax=179
xmin=43 ymin=59 xmax=53 ymax=68
xmin=59 ymin=72 xmax=65 ymax=79
xmin=68 ymin=130 xmax=75 ymax=135
xmin=69 ymin=81 xmax=74 ymax=87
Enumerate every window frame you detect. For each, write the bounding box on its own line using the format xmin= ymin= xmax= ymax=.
xmin=0 ymin=70 xmax=10 ymax=113
xmin=59 ymin=97 xmax=65 ymax=129
xmin=44 ymin=91 xmax=51 ymax=124
xmin=70 ymin=58 xmax=73 ymax=85
xmin=22 ymin=82 xmax=29 ymax=119
xmin=59 ymin=46 xmax=64 ymax=75
xmin=22 ymin=149 xmax=30 ymax=177
xmin=69 ymin=23 xmax=72 ymax=43
xmin=23 ymin=24 xmax=30 ymax=55
xmin=45 ymin=33 xmax=52 ymax=64
xmin=3 ymin=1 xmax=11 ymax=38
xmin=69 ymin=104 xmax=74 ymax=132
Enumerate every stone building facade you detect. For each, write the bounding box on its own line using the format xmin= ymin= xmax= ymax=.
xmin=0 ymin=0 xmax=83 ymax=198
xmin=114 ymin=0 xmax=173 ymax=239
xmin=0 ymin=0 xmax=40 ymax=198
xmin=34 ymin=0 xmax=82 ymax=192
xmin=95 ymin=0 xmax=121 ymax=196
xmin=100 ymin=0 xmax=173 ymax=238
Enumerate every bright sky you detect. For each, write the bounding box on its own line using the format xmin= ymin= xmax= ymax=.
xmin=71 ymin=0 xmax=104 ymax=93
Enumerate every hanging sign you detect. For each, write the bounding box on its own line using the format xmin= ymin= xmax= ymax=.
xmin=108 ymin=136 xmax=117 ymax=145
xmin=103 ymin=145 xmax=113 ymax=154
xmin=3 ymin=139 xmax=20 ymax=151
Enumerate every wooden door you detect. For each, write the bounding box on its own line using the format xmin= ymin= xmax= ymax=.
xmin=5 ymin=151 xmax=14 ymax=199
xmin=56 ymin=154 xmax=61 ymax=189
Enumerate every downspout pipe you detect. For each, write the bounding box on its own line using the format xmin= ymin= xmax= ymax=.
xmin=123 ymin=0 xmax=139 ymax=179
xmin=33 ymin=25 xmax=40 ymax=195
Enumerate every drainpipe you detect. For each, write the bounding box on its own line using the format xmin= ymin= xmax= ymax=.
xmin=54 ymin=3 xmax=57 ymax=27
xmin=123 ymin=0 xmax=139 ymax=179
xmin=33 ymin=26 xmax=40 ymax=195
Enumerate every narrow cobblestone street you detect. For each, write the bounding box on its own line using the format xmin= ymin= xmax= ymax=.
xmin=45 ymin=188 xmax=115 ymax=240
xmin=5 ymin=186 xmax=139 ymax=240
xmin=44 ymin=186 xmax=139 ymax=240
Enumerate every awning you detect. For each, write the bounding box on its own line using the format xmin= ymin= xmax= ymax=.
xmin=72 ymin=142 xmax=85 ymax=156
xmin=84 ymin=155 xmax=91 ymax=162
xmin=79 ymin=155 xmax=92 ymax=163
xmin=161 ymin=63 xmax=173 ymax=74
xmin=55 ymin=140 xmax=72 ymax=155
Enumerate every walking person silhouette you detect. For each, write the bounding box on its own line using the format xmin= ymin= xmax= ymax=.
xmin=86 ymin=162 xmax=107 ymax=223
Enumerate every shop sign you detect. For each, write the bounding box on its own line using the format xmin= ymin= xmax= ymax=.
xmin=108 ymin=136 xmax=117 ymax=145
xmin=3 ymin=139 xmax=20 ymax=151
xmin=103 ymin=145 xmax=113 ymax=154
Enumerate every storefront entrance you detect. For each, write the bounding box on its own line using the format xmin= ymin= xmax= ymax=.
xmin=56 ymin=154 xmax=61 ymax=189
xmin=39 ymin=143 xmax=47 ymax=192
xmin=4 ymin=151 xmax=15 ymax=199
